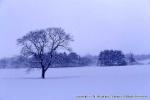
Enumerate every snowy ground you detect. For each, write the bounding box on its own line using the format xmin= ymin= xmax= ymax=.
xmin=0 ymin=65 xmax=150 ymax=100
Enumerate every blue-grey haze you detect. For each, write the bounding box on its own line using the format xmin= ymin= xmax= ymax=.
xmin=0 ymin=0 xmax=150 ymax=58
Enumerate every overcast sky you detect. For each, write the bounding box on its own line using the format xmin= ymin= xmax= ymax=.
xmin=0 ymin=0 xmax=150 ymax=58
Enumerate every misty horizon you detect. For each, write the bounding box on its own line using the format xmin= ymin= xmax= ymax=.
xmin=1 ymin=0 xmax=150 ymax=58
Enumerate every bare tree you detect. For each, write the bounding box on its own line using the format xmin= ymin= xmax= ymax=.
xmin=17 ymin=27 xmax=73 ymax=79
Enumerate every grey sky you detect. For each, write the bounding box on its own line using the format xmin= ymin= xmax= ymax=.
xmin=0 ymin=0 xmax=150 ymax=58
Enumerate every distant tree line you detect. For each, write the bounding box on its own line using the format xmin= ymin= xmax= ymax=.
xmin=97 ymin=50 xmax=127 ymax=66
xmin=52 ymin=52 xmax=95 ymax=67
xmin=29 ymin=52 xmax=96 ymax=68
xmin=134 ymin=54 xmax=150 ymax=61
xmin=97 ymin=50 xmax=136 ymax=66
xmin=0 ymin=50 xmax=137 ymax=68
xmin=0 ymin=52 xmax=96 ymax=68
xmin=0 ymin=56 xmax=29 ymax=68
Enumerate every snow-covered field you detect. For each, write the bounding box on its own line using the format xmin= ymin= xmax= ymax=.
xmin=0 ymin=65 xmax=149 ymax=100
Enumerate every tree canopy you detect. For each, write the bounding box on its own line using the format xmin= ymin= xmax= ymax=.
xmin=17 ymin=27 xmax=73 ymax=78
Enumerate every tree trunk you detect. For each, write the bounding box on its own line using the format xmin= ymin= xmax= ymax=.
xmin=42 ymin=69 xmax=46 ymax=79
